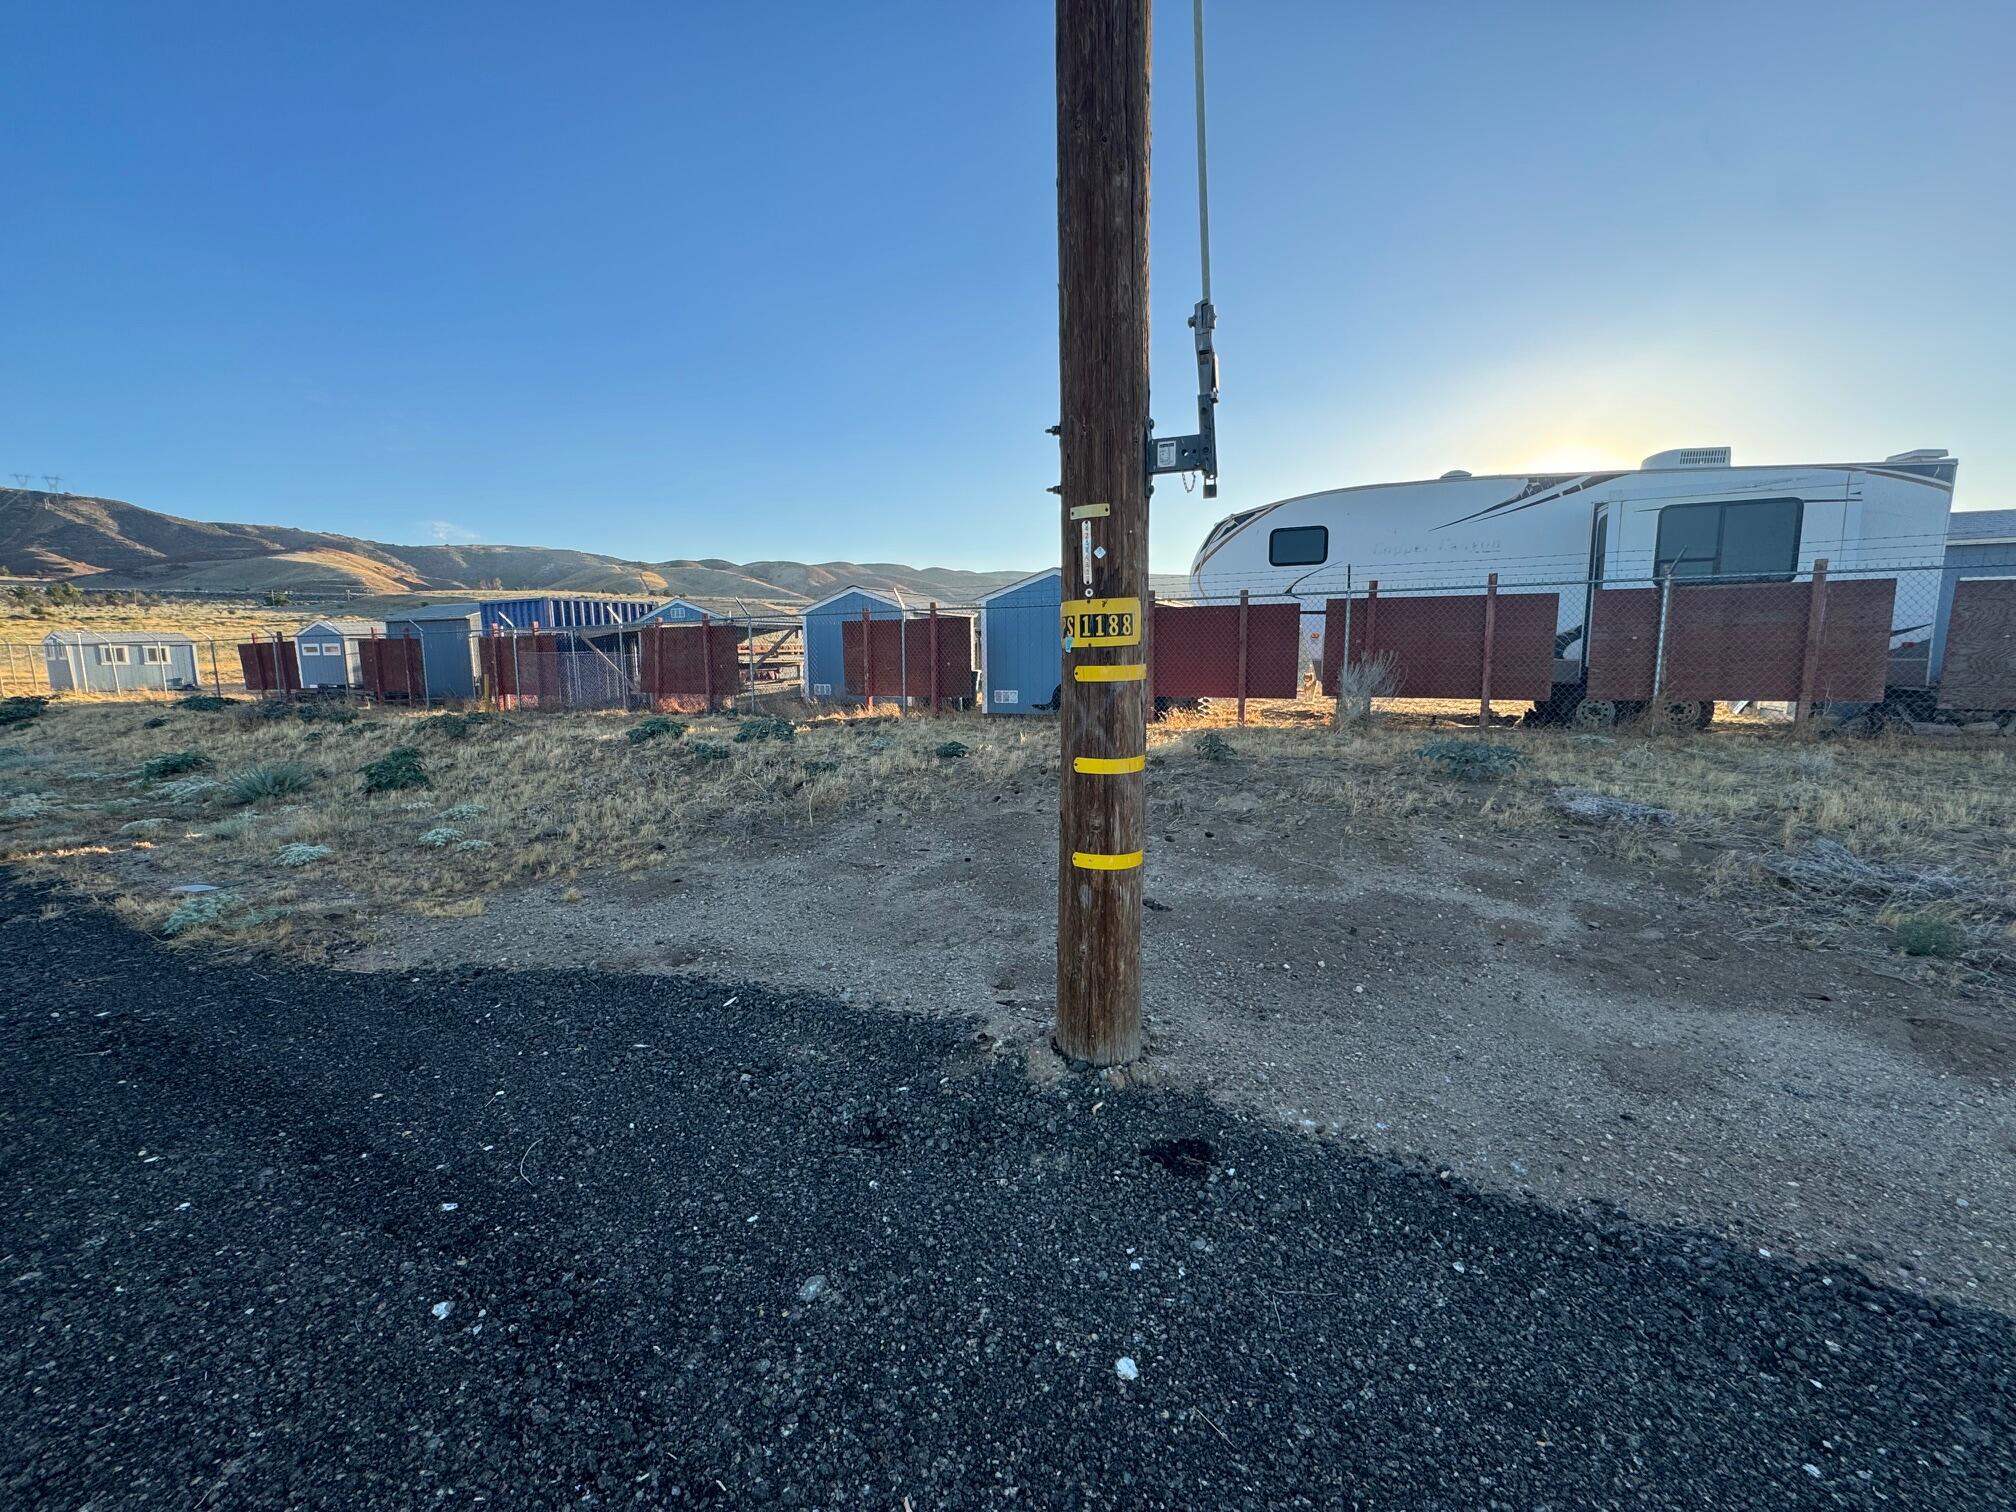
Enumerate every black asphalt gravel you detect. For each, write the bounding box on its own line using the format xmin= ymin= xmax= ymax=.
xmin=2 ymin=878 xmax=2011 ymax=1510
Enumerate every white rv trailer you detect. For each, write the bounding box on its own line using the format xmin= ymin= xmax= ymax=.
xmin=1188 ymin=447 xmax=1959 ymax=711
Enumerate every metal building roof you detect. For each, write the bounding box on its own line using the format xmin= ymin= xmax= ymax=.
xmin=40 ymin=630 xmax=197 ymax=645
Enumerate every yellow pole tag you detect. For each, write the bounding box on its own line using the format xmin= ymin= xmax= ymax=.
xmin=1073 ymin=754 xmax=1145 ymax=774
xmin=1073 ymin=662 xmax=1146 ymax=682
xmin=1062 ymin=597 xmax=1142 ymax=648
xmin=1071 ymin=849 xmax=1144 ymax=871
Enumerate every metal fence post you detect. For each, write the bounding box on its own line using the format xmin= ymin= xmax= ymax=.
xmin=1332 ymin=586 xmax=1353 ymax=728
xmin=1794 ymin=558 xmax=1831 ymax=724
xmin=701 ymin=614 xmax=714 ymax=712
xmin=1479 ymin=571 xmax=1498 ymax=730
xmin=1651 ymin=565 xmax=1675 ymax=704
xmin=1144 ymin=589 xmax=1156 ymax=714
xmin=1235 ymin=587 xmax=1249 ymax=725
xmin=861 ymin=605 xmax=874 ymax=711
xmin=929 ymin=602 xmax=941 ymax=715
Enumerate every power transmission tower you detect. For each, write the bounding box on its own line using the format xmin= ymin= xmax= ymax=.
xmin=42 ymin=475 xmax=63 ymax=494
xmin=1054 ymin=0 xmax=1151 ymax=1065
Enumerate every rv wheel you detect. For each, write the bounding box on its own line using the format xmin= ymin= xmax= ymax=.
xmin=1649 ymin=700 xmax=1711 ymax=733
xmin=1571 ymin=698 xmax=1621 ymax=730
xmin=1524 ymin=684 xmax=1586 ymax=727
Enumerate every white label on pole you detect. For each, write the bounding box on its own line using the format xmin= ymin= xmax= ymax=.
xmin=1157 ymin=438 xmax=1178 ymax=468
xmin=992 ymin=688 xmax=1019 ymax=704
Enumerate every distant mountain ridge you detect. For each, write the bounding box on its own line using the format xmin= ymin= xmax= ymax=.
xmin=0 ymin=490 xmax=1032 ymax=604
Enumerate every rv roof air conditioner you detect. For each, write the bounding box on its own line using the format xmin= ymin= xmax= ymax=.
xmin=1440 ymin=469 xmax=1472 ymax=479
xmin=1641 ymin=447 xmax=1731 ymax=469
xmin=1885 ymin=448 xmax=1949 ymax=463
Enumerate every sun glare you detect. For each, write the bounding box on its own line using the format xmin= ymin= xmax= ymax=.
xmin=1509 ymin=441 xmax=1643 ymax=475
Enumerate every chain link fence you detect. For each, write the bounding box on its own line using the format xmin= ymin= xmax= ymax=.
xmin=5 ymin=556 xmax=2013 ymax=734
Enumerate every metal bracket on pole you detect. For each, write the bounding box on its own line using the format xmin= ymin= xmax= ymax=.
xmin=1146 ymin=298 xmax=1219 ymax=495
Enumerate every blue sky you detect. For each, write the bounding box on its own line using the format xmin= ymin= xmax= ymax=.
xmin=5 ymin=1 xmax=2010 ymax=574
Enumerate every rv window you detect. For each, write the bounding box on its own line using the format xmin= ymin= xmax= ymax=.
xmin=1718 ymin=498 xmax=1801 ymax=579
xmin=1654 ymin=498 xmax=1800 ymax=582
xmin=1654 ymin=504 xmax=1721 ymax=579
xmin=1268 ymin=525 xmax=1328 ymax=567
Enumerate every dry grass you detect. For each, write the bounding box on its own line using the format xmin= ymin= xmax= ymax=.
xmin=4 ymin=690 xmax=2011 ymax=957
xmin=1 ymin=595 xmax=317 ymax=642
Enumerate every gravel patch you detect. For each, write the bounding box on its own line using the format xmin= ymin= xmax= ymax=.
xmin=368 ymin=800 xmax=2016 ymax=1311
xmin=2 ymin=879 xmax=2013 ymax=1507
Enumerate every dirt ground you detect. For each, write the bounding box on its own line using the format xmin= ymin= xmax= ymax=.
xmin=361 ymin=749 xmax=2016 ymax=1316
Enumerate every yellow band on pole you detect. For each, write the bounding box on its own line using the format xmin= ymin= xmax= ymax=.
xmin=1073 ymin=754 xmax=1145 ymax=774
xmin=1072 ymin=849 xmax=1144 ymax=871
xmin=1074 ymin=663 xmax=1145 ymax=682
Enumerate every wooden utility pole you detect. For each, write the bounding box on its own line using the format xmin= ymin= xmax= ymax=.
xmin=1055 ymin=0 xmax=1151 ymax=1065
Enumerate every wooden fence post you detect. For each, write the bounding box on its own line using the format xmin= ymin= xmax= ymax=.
xmin=1479 ymin=572 xmax=1498 ymax=730
xmin=1235 ymin=588 xmax=1249 ymax=725
xmin=928 ymin=602 xmax=941 ymax=715
xmin=1794 ymin=558 xmax=1831 ymax=724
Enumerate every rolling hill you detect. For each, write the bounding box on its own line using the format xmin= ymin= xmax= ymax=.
xmin=0 ymin=489 xmax=1032 ymax=605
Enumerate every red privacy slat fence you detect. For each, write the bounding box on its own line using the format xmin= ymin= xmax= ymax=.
xmin=1936 ymin=579 xmax=2016 ymax=711
xmin=360 ymin=635 xmax=425 ymax=701
xmin=1319 ymin=585 xmax=1559 ymax=701
xmin=1584 ymin=573 xmax=1894 ymax=705
xmin=639 ymin=621 xmax=741 ymax=710
xmin=237 ymin=637 xmax=301 ymax=695
xmin=1150 ymin=598 xmax=1302 ymax=702
xmin=480 ymin=630 xmax=564 ymax=704
xmin=841 ymin=611 xmax=977 ymax=705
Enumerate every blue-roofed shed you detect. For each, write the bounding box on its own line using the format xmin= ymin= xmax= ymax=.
xmin=980 ymin=569 xmax=1063 ymax=715
xmin=800 ymin=586 xmax=907 ymax=703
xmin=292 ymin=617 xmax=381 ymax=688
xmin=626 ymin=597 xmax=711 ymax=627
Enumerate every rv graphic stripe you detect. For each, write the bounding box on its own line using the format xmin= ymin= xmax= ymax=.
xmin=1434 ymin=473 xmax=1626 ymax=531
